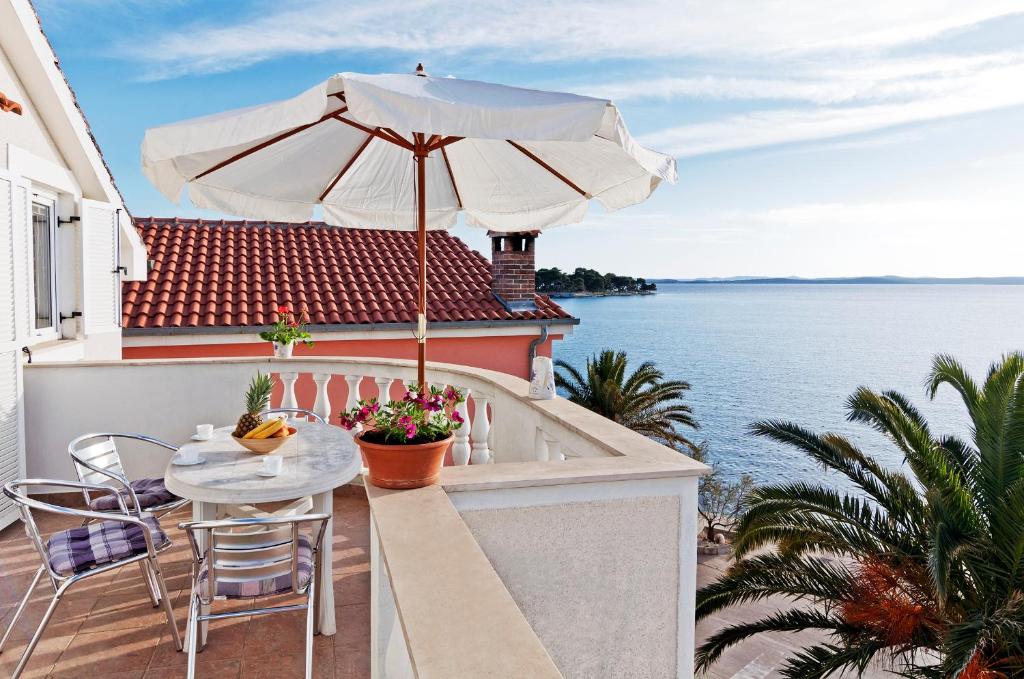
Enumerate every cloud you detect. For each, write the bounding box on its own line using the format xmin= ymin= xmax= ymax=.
xmin=640 ymin=60 xmax=1024 ymax=157
xmin=582 ymin=52 xmax=1024 ymax=105
xmin=122 ymin=0 xmax=1024 ymax=80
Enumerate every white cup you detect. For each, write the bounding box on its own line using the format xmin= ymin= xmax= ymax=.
xmin=196 ymin=424 xmax=214 ymax=440
xmin=179 ymin=447 xmax=199 ymax=464
xmin=262 ymin=455 xmax=283 ymax=476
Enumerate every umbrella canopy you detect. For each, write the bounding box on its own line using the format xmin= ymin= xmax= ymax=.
xmin=142 ymin=67 xmax=677 ymax=386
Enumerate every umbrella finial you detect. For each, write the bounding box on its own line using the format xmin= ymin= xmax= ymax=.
xmin=415 ymin=63 xmax=428 ymax=77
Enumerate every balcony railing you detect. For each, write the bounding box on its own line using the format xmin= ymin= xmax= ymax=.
xmin=22 ymin=356 xmax=707 ymax=678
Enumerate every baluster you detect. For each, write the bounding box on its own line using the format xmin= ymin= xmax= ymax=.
xmin=280 ymin=372 xmax=299 ymax=410
xmin=543 ymin=433 xmax=563 ymax=462
xmin=470 ymin=392 xmax=492 ymax=465
xmin=534 ymin=428 xmax=549 ymax=462
xmin=344 ymin=375 xmax=363 ymax=432
xmin=451 ymin=388 xmax=472 ymax=466
xmin=312 ymin=373 xmax=332 ymax=423
xmin=487 ymin=402 xmax=496 ymax=463
xmin=375 ymin=377 xmax=394 ymax=403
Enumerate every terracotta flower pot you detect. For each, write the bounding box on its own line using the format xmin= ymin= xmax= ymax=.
xmin=355 ymin=432 xmax=452 ymax=490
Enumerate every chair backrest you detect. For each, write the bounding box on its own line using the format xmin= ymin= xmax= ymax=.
xmin=68 ymin=435 xmax=128 ymax=506
xmin=263 ymin=408 xmax=326 ymax=424
xmin=180 ymin=514 xmax=329 ymax=602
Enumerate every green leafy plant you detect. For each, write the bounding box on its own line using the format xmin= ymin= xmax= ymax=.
xmin=259 ymin=306 xmax=313 ymax=346
xmin=339 ymin=384 xmax=466 ymax=445
xmin=555 ymin=349 xmax=698 ymax=452
xmin=696 ymin=353 xmax=1024 ymax=678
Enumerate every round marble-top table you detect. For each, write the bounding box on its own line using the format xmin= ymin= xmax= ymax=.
xmin=165 ymin=421 xmax=361 ymax=636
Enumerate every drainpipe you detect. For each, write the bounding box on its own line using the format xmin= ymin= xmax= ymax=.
xmin=527 ymin=324 xmax=549 ymax=379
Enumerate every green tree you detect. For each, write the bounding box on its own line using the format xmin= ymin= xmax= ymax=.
xmin=555 ymin=349 xmax=698 ymax=452
xmin=696 ymin=353 xmax=1024 ymax=678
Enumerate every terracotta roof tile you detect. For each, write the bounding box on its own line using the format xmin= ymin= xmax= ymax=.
xmin=123 ymin=219 xmax=574 ymax=331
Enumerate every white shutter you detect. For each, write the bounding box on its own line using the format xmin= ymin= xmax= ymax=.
xmin=80 ymin=199 xmax=120 ymax=333
xmin=0 ymin=170 xmax=26 ymax=530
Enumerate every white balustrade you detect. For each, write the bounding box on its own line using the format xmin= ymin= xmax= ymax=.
xmin=469 ymin=392 xmax=492 ymax=465
xmin=312 ymin=373 xmax=332 ymax=423
xmin=451 ymin=389 xmax=472 ymax=466
xmin=23 ymin=356 xmax=669 ymax=484
xmin=280 ymin=372 xmax=299 ymax=410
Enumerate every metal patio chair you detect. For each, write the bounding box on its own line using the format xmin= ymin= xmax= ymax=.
xmin=69 ymin=432 xmax=191 ymax=518
xmin=262 ymin=408 xmax=327 ymax=423
xmin=0 ymin=480 xmax=182 ymax=678
xmin=180 ymin=513 xmax=329 ymax=679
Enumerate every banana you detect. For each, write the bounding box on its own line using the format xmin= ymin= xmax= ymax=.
xmin=252 ymin=418 xmax=286 ymax=440
xmin=243 ymin=418 xmax=278 ymax=439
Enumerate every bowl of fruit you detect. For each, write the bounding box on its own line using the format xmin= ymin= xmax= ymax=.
xmin=231 ymin=372 xmax=298 ymax=454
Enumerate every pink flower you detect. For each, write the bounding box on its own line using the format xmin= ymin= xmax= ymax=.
xmin=452 ymin=411 xmax=464 ymax=424
xmin=404 ymin=423 xmax=417 ymax=439
xmin=369 ymin=402 xmax=381 ymax=414
xmin=339 ymin=415 xmax=354 ymax=430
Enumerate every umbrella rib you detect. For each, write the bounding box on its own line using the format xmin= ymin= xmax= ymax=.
xmin=506 ymin=140 xmax=589 ymax=197
xmin=332 ymin=114 xmax=414 ymax=151
xmin=440 ymin=145 xmax=462 ymax=209
xmin=191 ymin=107 xmax=348 ymax=181
xmin=318 ymin=132 xmax=375 ymax=202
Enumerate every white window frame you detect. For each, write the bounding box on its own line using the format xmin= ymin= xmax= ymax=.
xmin=29 ymin=190 xmax=60 ymax=340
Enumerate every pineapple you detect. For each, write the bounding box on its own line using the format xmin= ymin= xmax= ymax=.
xmin=233 ymin=371 xmax=274 ymax=437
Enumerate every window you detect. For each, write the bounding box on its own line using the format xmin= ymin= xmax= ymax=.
xmin=31 ymin=200 xmax=57 ymax=333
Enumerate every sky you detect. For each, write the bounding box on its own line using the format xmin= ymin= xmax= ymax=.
xmin=32 ymin=0 xmax=1024 ymax=279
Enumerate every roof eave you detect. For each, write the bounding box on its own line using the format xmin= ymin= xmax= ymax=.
xmin=121 ymin=317 xmax=580 ymax=336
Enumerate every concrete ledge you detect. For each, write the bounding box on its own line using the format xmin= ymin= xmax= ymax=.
xmin=440 ymin=455 xmax=705 ymax=492
xmin=367 ymin=484 xmax=562 ymax=678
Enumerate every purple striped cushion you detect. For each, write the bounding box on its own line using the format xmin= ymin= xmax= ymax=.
xmin=47 ymin=516 xmax=169 ymax=576
xmin=198 ymin=535 xmax=314 ymax=598
xmin=89 ymin=478 xmax=179 ymax=512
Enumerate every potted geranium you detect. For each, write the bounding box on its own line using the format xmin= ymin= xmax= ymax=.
xmin=340 ymin=385 xmax=466 ymax=489
xmin=260 ymin=306 xmax=313 ymax=358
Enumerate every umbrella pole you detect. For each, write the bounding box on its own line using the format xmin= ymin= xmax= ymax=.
xmin=415 ymin=139 xmax=428 ymax=391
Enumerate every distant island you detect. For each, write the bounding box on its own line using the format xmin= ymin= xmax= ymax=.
xmin=538 ymin=267 xmax=657 ymax=297
xmin=650 ymin=275 xmax=1024 ymax=285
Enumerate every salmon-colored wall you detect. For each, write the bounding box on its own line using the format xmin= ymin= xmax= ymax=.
xmin=122 ymin=333 xmax=561 ymax=426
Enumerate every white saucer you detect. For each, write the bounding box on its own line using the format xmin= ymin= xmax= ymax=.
xmin=172 ymin=454 xmax=205 ymax=466
xmin=190 ymin=434 xmax=213 ymax=442
xmin=255 ymin=470 xmax=279 ymax=478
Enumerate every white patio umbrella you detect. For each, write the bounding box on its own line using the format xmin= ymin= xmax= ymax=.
xmin=142 ymin=65 xmax=676 ymax=387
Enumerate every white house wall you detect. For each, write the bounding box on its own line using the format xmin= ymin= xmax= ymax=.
xmin=0 ymin=40 xmax=67 ymax=172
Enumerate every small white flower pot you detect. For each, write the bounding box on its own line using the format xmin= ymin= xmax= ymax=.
xmin=273 ymin=341 xmax=294 ymax=358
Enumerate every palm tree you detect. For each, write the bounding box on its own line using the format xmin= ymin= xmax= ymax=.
xmin=555 ymin=349 xmax=699 ymax=452
xmin=695 ymin=353 xmax=1024 ymax=678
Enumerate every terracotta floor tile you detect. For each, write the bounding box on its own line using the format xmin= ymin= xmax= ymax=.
xmin=147 ymin=615 xmax=249 ymax=669
xmin=79 ymin=589 xmax=185 ymax=634
xmin=332 ymin=571 xmax=370 ymax=606
xmin=49 ymin=625 xmax=163 ymax=676
xmin=0 ymin=594 xmax=93 ymax=641
xmin=0 ymin=632 xmax=72 ymax=678
xmin=239 ymin=641 xmax=334 ymax=679
xmin=144 ymin=658 xmax=241 ymax=678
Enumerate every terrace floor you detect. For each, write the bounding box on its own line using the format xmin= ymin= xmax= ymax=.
xmin=0 ymin=486 xmax=371 ymax=679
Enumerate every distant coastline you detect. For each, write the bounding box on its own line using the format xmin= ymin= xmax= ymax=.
xmin=650 ymin=276 xmax=1024 ymax=285
xmin=548 ymin=290 xmax=657 ymax=298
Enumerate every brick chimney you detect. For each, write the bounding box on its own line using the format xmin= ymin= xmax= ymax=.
xmin=489 ymin=231 xmax=538 ymax=311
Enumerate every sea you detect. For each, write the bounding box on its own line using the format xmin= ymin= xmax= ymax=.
xmin=553 ymin=283 xmax=1024 ymax=491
